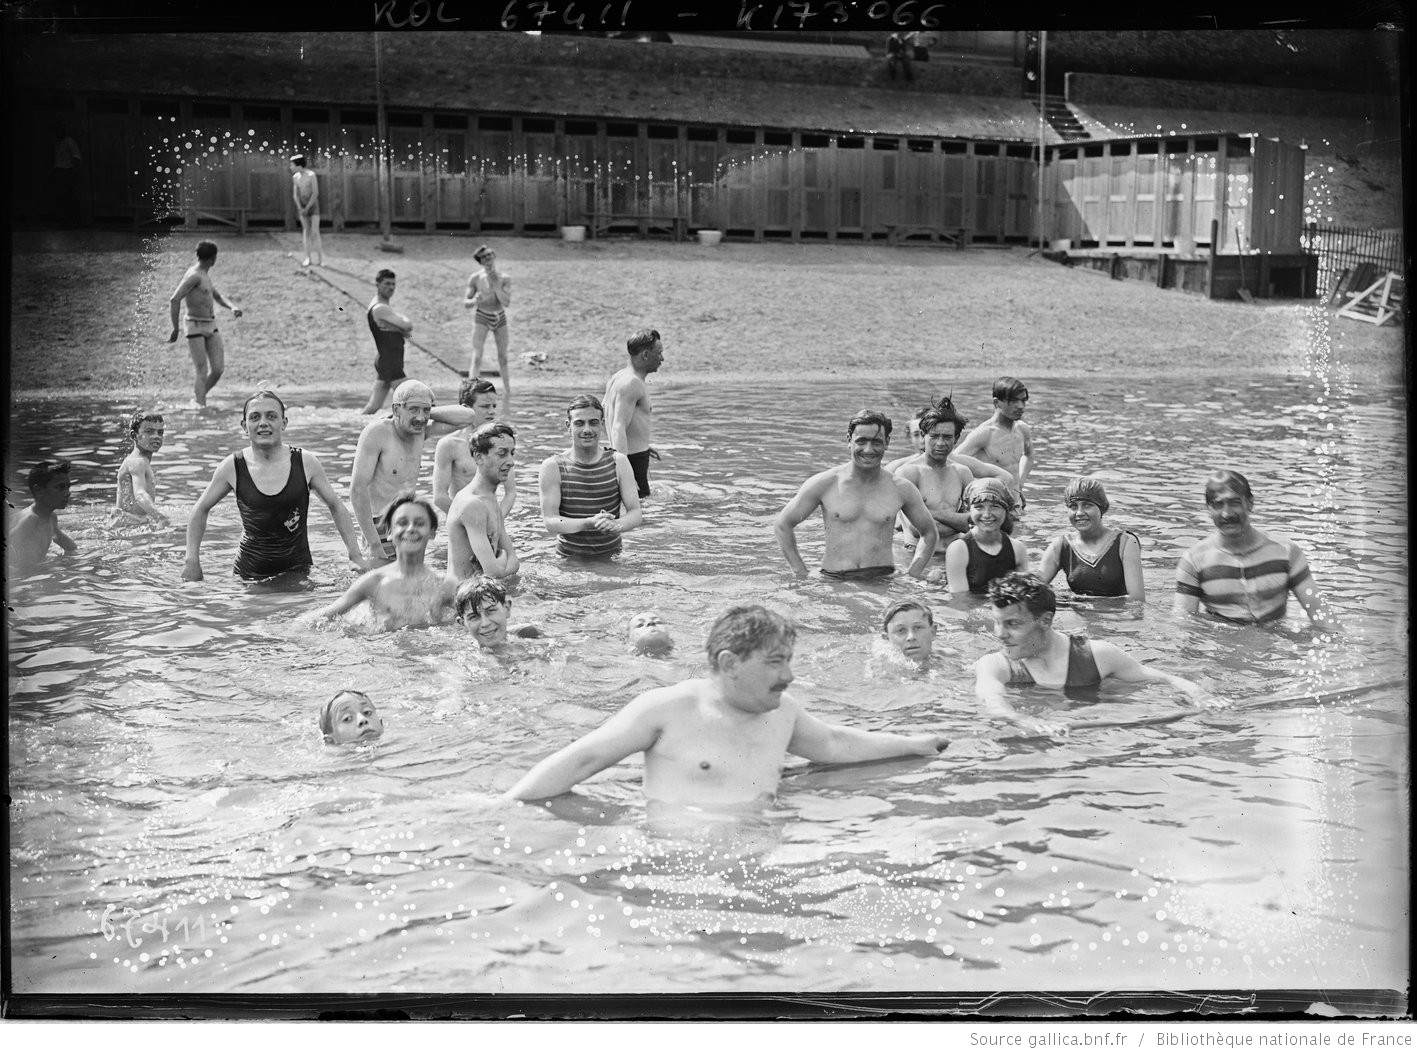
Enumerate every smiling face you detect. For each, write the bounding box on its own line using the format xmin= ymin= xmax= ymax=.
xmin=848 ymin=423 xmax=889 ymax=471
xmin=628 ymin=610 xmax=673 ymax=655
xmin=392 ymin=396 xmax=432 ymax=438
xmin=1207 ymin=484 xmax=1253 ymax=538
xmin=884 ymin=609 xmax=935 ymax=663
xmin=243 ymin=397 xmax=287 ymax=447
xmin=721 ymin=640 xmax=795 ymax=714
xmin=991 ymin=601 xmax=1051 ymax=660
xmin=474 ymin=436 xmax=516 ymax=483
xmin=134 ymin=420 xmax=165 ymax=455
xmin=1066 ymin=498 xmax=1106 ymax=538
xmin=567 ymin=408 xmax=604 ymax=454
xmin=968 ymin=493 xmax=1008 ymax=534
xmin=387 ymin=501 xmax=434 ymax=555
xmin=324 ymin=692 xmax=384 ymax=745
xmin=462 ymin=595 xmax=510 ymax=648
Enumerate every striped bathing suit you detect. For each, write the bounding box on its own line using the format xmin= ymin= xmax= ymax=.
xmin=555 ymin=449 xmax=622 ymax=558
xmin=474 ymin=308 xmax=506 ymax=331
xmin=1175 ymin=531 xmax=1310 ymax=624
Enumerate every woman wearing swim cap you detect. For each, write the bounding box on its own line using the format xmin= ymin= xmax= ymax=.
xmin=943 ymin=478 xmax=1029 ymax=597
xmin=1036 ymin=476 xmax=1145 ymax=600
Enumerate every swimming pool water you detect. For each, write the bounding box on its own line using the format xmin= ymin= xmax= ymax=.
xmin=6 ymin=370 xmax=1407 ymax=1000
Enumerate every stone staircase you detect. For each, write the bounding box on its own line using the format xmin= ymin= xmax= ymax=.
xmin=1033 ymin=93 xmax=1091 ymax=141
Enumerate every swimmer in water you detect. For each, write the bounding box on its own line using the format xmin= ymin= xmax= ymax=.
xmin=879 ymin=598 xmax=937 ymax=668
xmin=628 ymin=610 xmax=674 ymax=655
xmin=505 ymin=604 xmax=948 ymax=805
xmin=109 ymin=411 xmax=170 ymax=529
xmin=313 ymin=493 xmax=456 ymax=630
xmin=454 ymin=576 xmax=543 ymax=649
xmin=7 ymin=459 xmax=78 ymax=576
xmin=319 ymin=690 xmax=384 ymax=745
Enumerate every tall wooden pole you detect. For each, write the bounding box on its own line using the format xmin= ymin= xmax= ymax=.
xmin=1036 ymin=30 xmax=1047 ymax=250
xmin=374 ymin=31 xmax=392 ymax=242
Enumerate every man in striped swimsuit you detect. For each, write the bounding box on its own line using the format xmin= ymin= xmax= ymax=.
xmin=1174 ymin=470 xmax=1340 ymax=630
xmin=537 ymin=394 xmax=642 ymax=558
xmin=463 ymin=244 xmax=513 ymax=412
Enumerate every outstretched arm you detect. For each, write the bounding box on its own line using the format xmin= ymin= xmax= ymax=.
xmin=786 ymin=701 xmax=946 ymax=765
xmin=1093 ymin=641 xmax=1225 ymax=709
xmin=52 ymin=520 xmax=79 ymax=554
xmin=974 ymin=654 xmax=1068 ymax=737
xmin=505 ymin=693 xmax=664 ymax=801
xmin=950 ymin=451 xmax=1014 ymax=488
xmin=313 ymin=571 xmax=378 ymax=621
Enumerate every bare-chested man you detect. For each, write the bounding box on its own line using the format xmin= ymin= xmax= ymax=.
xmin=290 ymin=154 xmax=323 ymax=267
xmin=7 ymin=460 xmax=78 ymax=577
xmin=350 ymin=379 xmax=479 ymax=563
xmin=464 ymin=244 xmax=513 ymax=411
xmin=448 ymin=423 xmax=521 ymax=581
xmin=603 ymin=328 xmax=665 ymax=500
xmin=110 ymin=410 xmax=169 ymax=529
xmin=167 ymin=240 xmax=242 ymax=408
xmin=896 ymin=401 xmax=974 ymax=551
xmin=432 ymin=377 xmax=513 ymax=515
xmin=955 ymin=376 xmax=1033 ymax=509
xmin=775 ymin=409 xmax=938 ymax=581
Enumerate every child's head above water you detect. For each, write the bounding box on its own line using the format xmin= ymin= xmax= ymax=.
xmin=881 ymin=598 xmax=936 ymax=664
xmin=455 ymin=576 xmax=511 ymax=648
xmin=319 ymin=690 xmax=384 ymax=745
xmin=628 ymin=610 xmax=674 ymax=655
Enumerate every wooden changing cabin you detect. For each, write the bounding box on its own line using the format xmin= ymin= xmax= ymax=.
xmin=1042 ymin=132 xmax=1318 ymax=300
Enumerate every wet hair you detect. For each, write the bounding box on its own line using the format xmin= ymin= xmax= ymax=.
xmin=1063 ymin=476 xmax=1111 ymax=513
xmin=1204 ymin=469 xmax=1254 ymax=506
xmin=375 ymin=268 xmax=396 ymax=283
xmin=455 ymin=576 xmax=509 ymax=620
xmin=987 ymin=572 xmax=1056 ymax=618
xmin=627 ymin=328 xmax=661 ymax=356
xmin=242 ymin=389 xmax=287 ymax=420
xmin=919 ymin=395 xmax=967 ymax=439
xmin=457 ymin=376 xmax=498 ymax=407
xmin=846 ymin=408 xmax=892 ymax=442
xmin=470 ymin=422 xmax=516 ymax=457
xmin=992 ymin=376 xmax=1029 ymax=402
xmin=27 ymin=459 xmax=72 ymax=492
xmin=882 ymin=598 xmax=934 ymax=633
xmin=195 ymin=240 xmax=218 ymax=262
xmin=704 ymin=605 xmax=796 ymax=672
xmin=565 ymin=393 xmax=604 ymax=420
xmin=376 ymin=491 xmax=439 ymax=537
xmin=473 ymin=244 xmax=493 ymax=262
xmin=319 ymin=689 xmax=371 ymax=737
xmin=128 ymin=410 xmax=164 ymax=440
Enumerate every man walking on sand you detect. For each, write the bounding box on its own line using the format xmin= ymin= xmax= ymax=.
xmin=603 ymin=328 xmax=664 ymax=500
xmin=167 ymin=240 xmax=243 ymax=408
xmin=775 ymin=409 xmax=938 ymax=581
xmin=363 ymin=269 xmax=412 ymax=415
xmin=290 ymin=155 xmax=323 ymax=267
xmin=350 ymin=379 xmax=479 ymax=563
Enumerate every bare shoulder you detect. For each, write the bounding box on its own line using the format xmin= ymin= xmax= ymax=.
xmin=975 ymin=650 xmax=1009 ymax=679
xmin=356 ymin=417 xmax=392 ymax=446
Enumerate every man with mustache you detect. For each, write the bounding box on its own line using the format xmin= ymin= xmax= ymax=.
xmin=505 ymin=605 xmax=947 ymax=804
xmin=775 ymin=408 xmax=937 ymax=581
xmin=1174 ymin=470 xmax=1340 ymax=630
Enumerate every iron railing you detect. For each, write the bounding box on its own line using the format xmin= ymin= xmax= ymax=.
xmin=1302 ymin=223 xmax=1405 ymax=299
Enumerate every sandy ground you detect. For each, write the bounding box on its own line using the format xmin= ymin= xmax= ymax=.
xmin=8 ymin=228 xmax=1406 ymax=402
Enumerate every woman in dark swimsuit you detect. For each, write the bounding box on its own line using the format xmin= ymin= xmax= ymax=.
xmin=944 ymin=477 xmax=1029 ymax=597
xmin=1036 ymin=476 xmax=1145 ymax=600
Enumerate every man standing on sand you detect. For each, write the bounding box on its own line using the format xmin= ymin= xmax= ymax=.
xmin=603 ymin=328 xmax=664 ymax=500
xmin=350 ymin=379 xmax=479 ymax=563
xmin=363 ymin=269 xmax=412 ymax=415
xmin=538 ymin=394 xmax=642 ymax=559
xmin=432 ymin=377 xmax=513 ymax=516
xmin=464 ymin=245 xmax=513 ymax=412
xmin=181 ymin=390 xmax=367 ymax=582
xmin=167 ymin=240 xmax=242 ymax=409
xmin=289 ymin=155 xmax=323 ymax=268
xmin=448 ymin=423 xmax=521 ymax=581
xmin=896 ymin=400 xmax=974 ymax=551
xmin=775 ymin=409 xmax=938 ymax=581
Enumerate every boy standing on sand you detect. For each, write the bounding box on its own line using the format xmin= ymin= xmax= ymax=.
xmin=110 ymin=411 xmax=169 ymax=528
xmin=167 ymin=240 xmax=243 ymax=408
xmin=954 ymin=377 xmax=1033 ymax=509
xmin=289 ymin=155 xmax=323 ymax=268
xmin=506 ymin=605 xmax=947 ymax=804
xmin=464 ymin=245 xmax=513 ymax=411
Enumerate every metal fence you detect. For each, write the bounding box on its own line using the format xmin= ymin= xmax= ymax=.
xmin=1302 ymin=224 xmax=1405 ymax=299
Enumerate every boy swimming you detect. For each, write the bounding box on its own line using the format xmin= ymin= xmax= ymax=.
xmin=506 ymin=605 xmax=947 ymax=805
xmin=628 ymin=610 xmax=674 ymax=655
xmin=110 ymin=411 xmax=170 ymax=528
xmin=455 ymin=576 xmax=543 ymax=648
xmin=320 ymin=690 xmax=384 ymax=745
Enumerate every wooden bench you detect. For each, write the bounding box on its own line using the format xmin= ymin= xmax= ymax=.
xmin=183 ymin=206 xmax=252 ymax=235
xmin=588 ymin=212 xmax=687 ymax=242
xmin=885 ymin=224 xmax=967 ymax=249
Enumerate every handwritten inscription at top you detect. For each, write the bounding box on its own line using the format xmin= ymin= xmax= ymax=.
xmin=374 ymin=0 xmax=948 ymax=30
